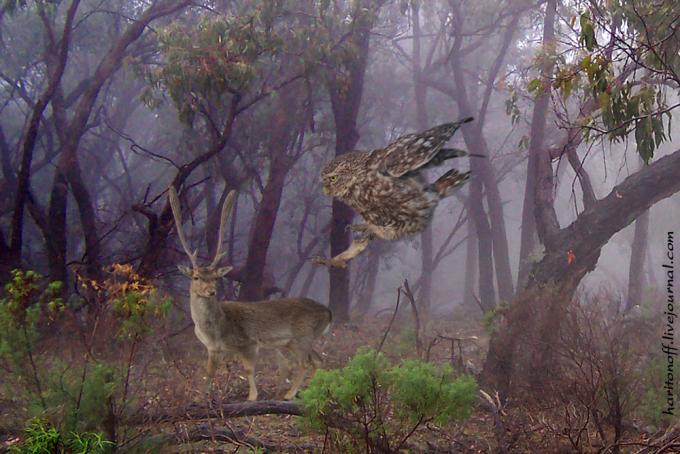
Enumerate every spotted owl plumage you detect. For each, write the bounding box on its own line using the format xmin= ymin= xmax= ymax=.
xmin=321 ymin=117 xmax=476 ymax=242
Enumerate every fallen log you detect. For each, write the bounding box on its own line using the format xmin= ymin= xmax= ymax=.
xmin=128 ymin=399 xmax=302 ymax=425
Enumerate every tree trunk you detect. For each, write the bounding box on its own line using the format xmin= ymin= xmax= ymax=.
xmin=47 ymin=170 xmax=69 ymax=285
xmin=463 ymin=212 xmax=479 ymax=312
xmin=517 ymin=150 xmax=538 ymax=291
xmin=239 ymin=85 xmax=301 ymax=301
xmin=468 ymin=175 xmax=496 ymax=310
xmin=626 ymin=208 xmax=649 ymax=313
xmin=325 ymin=7 xmax=375 ymax=322
xmin=412 ymin=2 xmax=434 ymax=316
xmin=353 ymin=243 xmax=381 ymax=315
xmin=8 ymin=0 xmax=81 ymax=271
xmin=66 ymin=158 xmax=100 ymax=278
xmin=239 ymin=153 xmax=290 ymax=301
xmin=451 ymin=57 xmax=513 ymax=306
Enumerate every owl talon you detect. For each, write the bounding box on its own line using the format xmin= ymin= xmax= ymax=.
xmin=311 ymin=256 xmax=348 ymax=268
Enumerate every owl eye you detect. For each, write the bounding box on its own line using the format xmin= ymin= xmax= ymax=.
xmin=329 ymin=175 xmax=338 ymax=183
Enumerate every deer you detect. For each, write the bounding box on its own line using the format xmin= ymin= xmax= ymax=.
xmin=168 ymin=186 xmax=332 ymax=401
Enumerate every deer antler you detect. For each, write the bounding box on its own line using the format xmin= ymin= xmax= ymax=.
xmin=168 ymin=186 xmax=199 ymax=268
xmin=210 ymin=190 xmax=236 ymax=267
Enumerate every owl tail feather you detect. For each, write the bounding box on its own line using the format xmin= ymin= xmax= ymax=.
xmin=423 ymin=148 xmax=485 ymax=170
xmin=430 ymin=169 xmax=471 ymax=198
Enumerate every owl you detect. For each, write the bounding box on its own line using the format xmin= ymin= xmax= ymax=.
xmin=314 ymin=117 xmax=479 ymax=268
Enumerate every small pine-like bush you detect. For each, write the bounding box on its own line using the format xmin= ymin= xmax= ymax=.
xmin=9 ymin=418 xmax=113 ymax=454
xmin=299 ymin=348 xmax=476 ymax=452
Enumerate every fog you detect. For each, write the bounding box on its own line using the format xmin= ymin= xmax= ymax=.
xmin=1 ymin=0 xmax=679 ymax=451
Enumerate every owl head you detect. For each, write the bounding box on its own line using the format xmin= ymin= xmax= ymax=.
xmin=320 ymin=152 xmax=363 ymax=198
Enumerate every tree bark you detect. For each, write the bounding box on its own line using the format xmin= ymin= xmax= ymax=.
xmin=239 ymin=85 xmax=303 ymax=300
xmin=239 ymin=153 xmax=291 ymax=301
xmin=412 ymin=2 xmax=433 ymax=316
xmin=325 ymin=4 xmax=377 ymax=322
xmin=353 ymin=243 xmax=381 ymax=315
xmin=626 ymin=209 xmax=649 ymax=313
xmin=626 ymin=159 xmax=651 ymax=313
xmin=463 ymin=207 xmax=479 ymax=311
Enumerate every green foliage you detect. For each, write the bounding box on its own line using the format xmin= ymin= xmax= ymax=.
xmin=10 ymin=418 xmax=112 ymax=454
xmin=504 ymin=89 xmax=521 ymax=124
xmin=65 ymin=430 xmax=113 ymax=454
xmin=579 ymin=12 xmax=597 ymax=51
xmin=482 ymin=302 xmax=508 ymax=334
xmin=1 ymin=268 xmax=171 ymax=448
xmin=0 ymin=270 xmax=63 ymax=401
xmin=387 ymin=360 xmax=476 ymax=425
xmin=39 ymin=361 xmax=118 ymax=434
xmin=546 ymin=4 xmax=678 ymax=163
xmin=394 ymin=327 xmax=418 ymax=356
xmin=299 ymin=348 xmax=476 ymax=450
xmin=639 ymin=359 xmax=680 ymax=428
xmin=147 ymin=12 xmax=284 ymax=122
xmin=94 ymin=264 xmax=172 ymax=340
xmin=11 ymin=418 xmax=61 ymax=454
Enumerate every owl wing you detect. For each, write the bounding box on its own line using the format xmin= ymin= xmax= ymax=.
xmin=376 ymin=117 xmax=473 ymax=178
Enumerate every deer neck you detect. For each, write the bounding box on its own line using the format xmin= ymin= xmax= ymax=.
xmin=189 ymin=292 xmax=225 ymax=329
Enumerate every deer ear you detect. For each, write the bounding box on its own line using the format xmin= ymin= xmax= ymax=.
xmin=178 ymin=265 xmax=192 ymax=277
xmin=215 ymin=266 xmax=233 ymax=278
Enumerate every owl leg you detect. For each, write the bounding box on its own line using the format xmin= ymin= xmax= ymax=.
xmin=347 ymin=223 xmax=371 ymax=234
xmin=312 ymin=235 xmax=373 ymax=268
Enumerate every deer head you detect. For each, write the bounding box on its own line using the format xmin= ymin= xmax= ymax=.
xmin=168 ymin=186 xmax=235 ymax=297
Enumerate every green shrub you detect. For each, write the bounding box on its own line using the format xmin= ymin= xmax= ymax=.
xmin=639 ymin=358 xmax=680 ymax=428
xmin=0 ymin=270 xmax=64 ymax=409
xmin=1 ymin=268 xmax=171 ymax=449
xmin=9 ymin=418 xmax=112 ymax=454
xmin=299 ymin=348 xmax=477 ymax=452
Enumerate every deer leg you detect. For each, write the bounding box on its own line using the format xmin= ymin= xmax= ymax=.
xmin=276 ymin=349 xmax=290 ymax=384
xmin=238 ymin=347 xmax=258 ymax=401
xmin=283 ymin=345 xmax=313 ymax=400
xmin=206 ymin=350 xmax=218 ymax=378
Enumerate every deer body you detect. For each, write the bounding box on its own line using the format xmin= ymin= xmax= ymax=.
xmin=170 ymin=187 xmax=332 ymax=401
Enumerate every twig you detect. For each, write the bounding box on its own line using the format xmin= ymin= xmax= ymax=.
xmin=402 ymin=280 xmax=423 ymax=358
xmin=377 ymin=285 xmax=401 ymax=353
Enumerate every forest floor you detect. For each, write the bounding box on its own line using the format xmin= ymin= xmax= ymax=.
xmin=136 ymin=311 xmax=501 ymax=453
xmin=0 ymin=306 xmax=670 ymax=453
xmin=119 ymin=310 xmax=659 ymax=453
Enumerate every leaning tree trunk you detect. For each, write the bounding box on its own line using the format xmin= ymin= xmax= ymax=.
xmin=483 ymin=146 xmax=680 ymax=395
